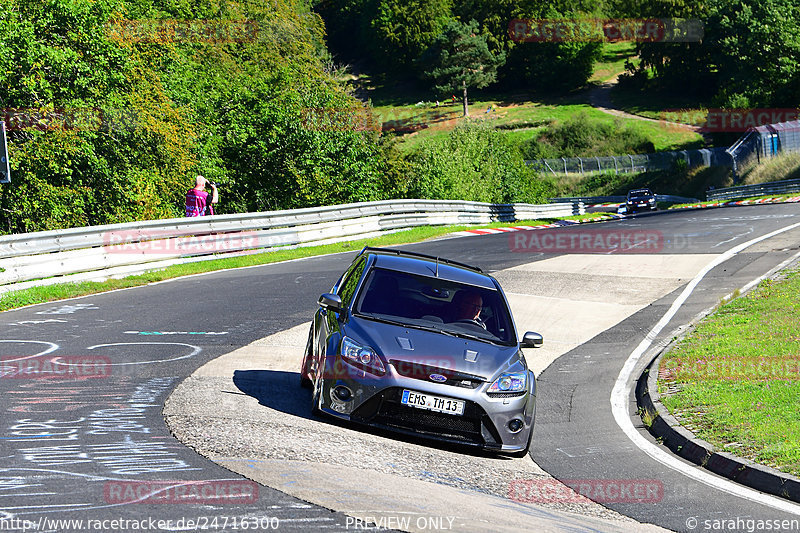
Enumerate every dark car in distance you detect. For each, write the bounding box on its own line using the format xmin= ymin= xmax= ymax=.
xmin=300 ymin=247 xmax=542 ymax=456
xmin=624 ymin=188 xmax=658 ymax=214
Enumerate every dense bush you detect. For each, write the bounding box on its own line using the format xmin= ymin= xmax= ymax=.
xmin=521 ymin=113 xmax=655 ymax=159
xmin=406 ymin=121 xmax=555 ymax=203
xmin=0 ymin=0 xmax=399 ymax=233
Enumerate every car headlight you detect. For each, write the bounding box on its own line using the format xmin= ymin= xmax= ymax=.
xmin=341 ymin=336 xmax=385 ymax=375
xmin=648 ymin=198 xmax=655 ymax=203
xmin=488 ymin=370 xmax=527 ymax=394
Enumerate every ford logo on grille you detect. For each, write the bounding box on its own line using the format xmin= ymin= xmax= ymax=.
xmin=429 ymin=374 xmax=447 ymax=383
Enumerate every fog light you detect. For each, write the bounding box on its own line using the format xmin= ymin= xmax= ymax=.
xmin=333 ymin=386 xmax=353 ymax=402
xmin=507 ymin=419 xmax=524 ymax=433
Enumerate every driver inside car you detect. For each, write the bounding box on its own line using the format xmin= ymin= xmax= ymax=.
xmin=450 ymin=290 xmax=486 ymax=328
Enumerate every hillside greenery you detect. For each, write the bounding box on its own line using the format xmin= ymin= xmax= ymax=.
xmin=0 ymin=0 xmax=402 ymax=233
xmin=316 ymin=0 xmax=603 ymax=93
xmin=4 ymin=0 xmax=800 ymax=235
xmin=520 ymin=112 xmax=656 ymax=159
xmin=620 ymin=0 xmax=800 ymax=109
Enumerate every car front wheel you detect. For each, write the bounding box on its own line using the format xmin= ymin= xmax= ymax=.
xmin=300 ymin=327 xmax=314 ymax=389
xmin=311 ymin=373 xmax=324 ymax=417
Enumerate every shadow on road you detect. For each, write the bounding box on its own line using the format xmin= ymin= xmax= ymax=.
xmin=233 ymin=369 xmax=314 ymax=419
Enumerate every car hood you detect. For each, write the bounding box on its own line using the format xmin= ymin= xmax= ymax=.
xmin=346 ymin=316 xmax=520 ymax=379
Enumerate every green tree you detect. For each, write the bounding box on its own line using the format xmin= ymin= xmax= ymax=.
xmin=424 ymin=19 xmax=505 ymax=116
xmin=451 ymin=1 xmax=603 ymax=92
xmin=369 ymin=0 xmax=453 ymax=73
xmin=0 ymin=0 xmax=402 ymax=233
xmin=625 ymin=0 xmax=800 ymax=108
xmin=314 ymin=0 xmax=453 ymax=75
xmin=407 ymin=121 xmax=553 ymax=203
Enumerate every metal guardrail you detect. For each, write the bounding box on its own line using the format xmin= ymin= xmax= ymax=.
xmin=551 ymin=195 xmax=701 ymax=205
xmin=706 ymin=178 xmax=800 ymax=201
xmin=0 ymin=199 xmax=583 ymax=288
xmin=550 ymin=195 xmax=626 ymax=204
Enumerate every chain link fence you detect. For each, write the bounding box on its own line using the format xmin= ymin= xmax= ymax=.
xmin=527 ymin=147 xmax=731 ymax=176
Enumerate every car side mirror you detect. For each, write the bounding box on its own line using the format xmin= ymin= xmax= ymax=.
xmin=318 ymin=293 xmax=342 ymax=313
xmin=521 ymin=331 xmax=543 ymax=348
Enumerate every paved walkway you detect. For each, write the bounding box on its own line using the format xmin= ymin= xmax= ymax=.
xmin=588 ymin=76 xmax=706 ymax=137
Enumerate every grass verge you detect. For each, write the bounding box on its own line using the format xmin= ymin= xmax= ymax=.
xmin=657 ymin=269 xmax=800 ymax=477
xmin=589 ymin=42 xmax=638 ymax=83
xmin=609 ymin=83 xmax=708 ymax=123
xmin=376 ymin=100 xmax=702 ymax=154
xmin=742 ymin=152 xmax=800 ymax=185
xmin=0 ymin=214 xmax=611 ymax=313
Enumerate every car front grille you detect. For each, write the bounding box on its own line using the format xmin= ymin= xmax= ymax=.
xmin=351 ymin=387 xmax=501 ymax=446
xmin=389 ymin=359 xmax=485 ymax=389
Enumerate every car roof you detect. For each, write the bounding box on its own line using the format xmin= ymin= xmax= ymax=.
xmin=364 ymin=249 xmax=497 ymax=290
xmin=629 ymin=188 xmax=653 ymax=194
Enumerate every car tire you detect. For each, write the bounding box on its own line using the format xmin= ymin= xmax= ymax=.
xmin=300 ymin=327 xmax=314 ymax=389
xmin=311 ymin=374 xmax=324 ymax=417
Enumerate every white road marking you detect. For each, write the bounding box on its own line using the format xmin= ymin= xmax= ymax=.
xmin=611 ymin=221 xmax=800 ymax=515
xmin=35 ymin=303 xmax=98 ymax=315
xmin=0 ymin=341 xmax=59 ymax=362
xmin=85 ymin=343 xmax=201 ymax=365
xmin=8 ymin=320 xmax=67 ymax=326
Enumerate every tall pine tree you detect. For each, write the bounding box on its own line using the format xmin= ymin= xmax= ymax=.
xmin=424 ymin=19 xmax=505 ymax=116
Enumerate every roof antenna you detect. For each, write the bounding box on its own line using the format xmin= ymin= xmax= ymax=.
xmin=435 ymin=256 xmax=439 ymax=277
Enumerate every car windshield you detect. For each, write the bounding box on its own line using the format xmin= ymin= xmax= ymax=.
xmin=629 ymin=190 xmax=652 ymax=199
xmin=353 ymin=267 xmax=517 ymax=345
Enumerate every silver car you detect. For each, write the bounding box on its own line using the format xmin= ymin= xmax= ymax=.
xmin=300 ymin=247 xmax=542 ymax=456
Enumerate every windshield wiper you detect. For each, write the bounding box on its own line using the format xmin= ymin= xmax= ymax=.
xmin=446 ymin=330 xmax=497 ymax=343
xmin=444 ymin=329 xmax=514 ymax=346
xmin=354 ymin=313 xmax=457 ymax=336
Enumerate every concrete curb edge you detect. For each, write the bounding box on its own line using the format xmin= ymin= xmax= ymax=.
xmin=636 ymin=343 xmax=800 ymax=504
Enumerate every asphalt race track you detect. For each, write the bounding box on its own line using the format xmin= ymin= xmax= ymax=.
xmin=2 ymin=204 xmax=800 ymax=532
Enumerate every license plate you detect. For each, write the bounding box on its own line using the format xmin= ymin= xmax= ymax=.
xmin=401 ymin=390 xmax=465 ymax=416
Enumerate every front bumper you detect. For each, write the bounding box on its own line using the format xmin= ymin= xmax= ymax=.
xmin=627 ymin=202 xmax=657 ymax=213
xmin=316 ymin=354 xmax=536 ymax=453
